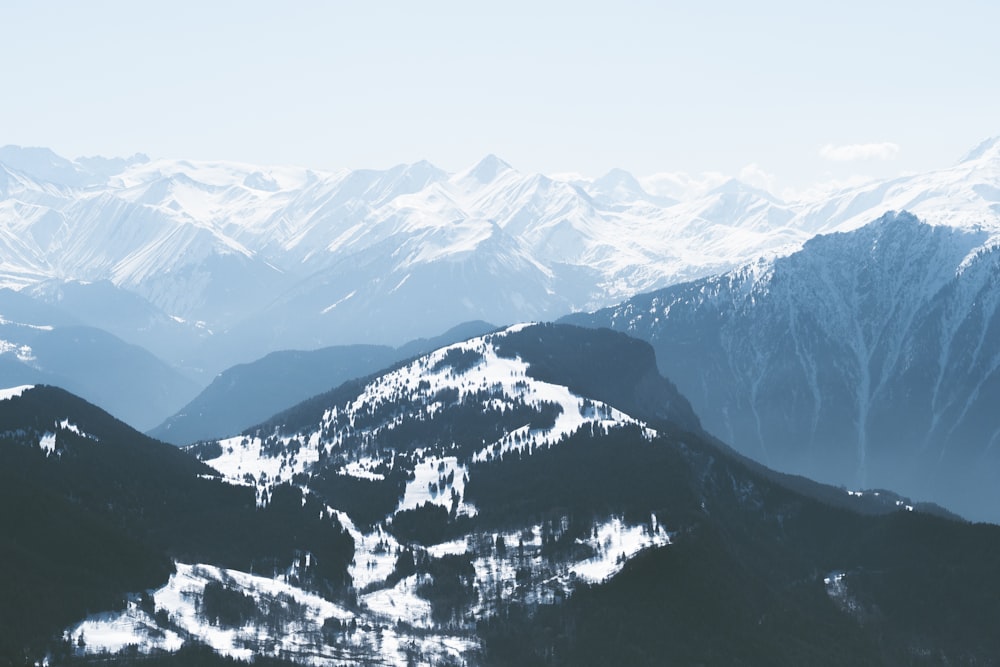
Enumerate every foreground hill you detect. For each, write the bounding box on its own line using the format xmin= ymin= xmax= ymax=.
xmin=0 ymin=385 xmax=352 ymax=664
xmin=134 ymin=325 xmax=1000 ymax=664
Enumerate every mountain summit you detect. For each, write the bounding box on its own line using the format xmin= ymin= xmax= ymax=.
xmin=460 ymin=153 xmax=515 ymax=184
xmin=959 ymin=135 xmax=1000 ymax=163
xmin=566 ymin=210 xmax=1000 ymax=522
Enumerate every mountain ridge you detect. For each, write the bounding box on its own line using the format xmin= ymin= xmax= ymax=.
xmin=564 ymin=210 xmax=1000 ymax=522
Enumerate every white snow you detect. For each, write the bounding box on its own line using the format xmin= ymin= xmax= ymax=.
xmin=57 ymin=419 xmax=92 ymax=438
xmin=569 ymin=515 xmax=671 ymax=584
xmin=336 ymin=326 xmax=655 ymax=464
xmin=0 ymin=316 xmax=52 ymax=331
xmin=38 ymin=432 xmax=56 ymax=455
xmin=331 ymin=509 xmax=403 ymax=592
xmin=0 ymin=339 xmax=36 ymax=361
xmin=201 ymin=324 xmax=655 ymax=512
xmin=341 ymin=456 xmax=387 ymax=481
xmin=5 ymin=137 xmax=999 ymax=344
xmin=396 ymin=455 xmax=472 ymax=515
xmin=461 ymin=515 xmax=673 ymax=616
xmin=360 ymin=575 xmax=434 ymax=628
xmin=209 ymin=431 xmax=322 ymax=504
xmin=0 ymin=384 xmax=33 ymax=401
xmin=68 ymin=562 xmax=477 ymax=666
xmin=426 ymin=538 xmax=471 ymax=558
xmin=72 ymin=611 xmax=184 ymax=655
xmin=320 ymin=290 xmax=356 ymax=314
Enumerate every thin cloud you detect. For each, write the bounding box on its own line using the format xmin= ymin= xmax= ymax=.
xmin=547 ymin=171 xmax=589 ymax=183
xmin=738 ymin=163 xmax=776 ymax=192
xmin=819 ymin=142 xmax=900 ymax=161
xmin=641 ymin=171 xmax=728 ymax=200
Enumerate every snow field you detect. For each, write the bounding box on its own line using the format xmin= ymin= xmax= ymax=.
xmin=360 ymin=576 xmax=434 ymax=628
xmin=69 ymin=562 xmax=475 ymax=667
xmin=210 ymin=430 xmax=322 ymax=504
xmin=396 ymin=454 xmax=474 ymax=516
xmin=568 ymin=515 xmax=672 ymax=584
xmin=331 ymin=509 xmax=402 ymax=592
xmin=0 ymin=339 xmax=35 ymax=361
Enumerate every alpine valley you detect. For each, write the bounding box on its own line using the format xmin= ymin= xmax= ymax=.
xmin=2 ymin=137 xmax=1000 ymax=665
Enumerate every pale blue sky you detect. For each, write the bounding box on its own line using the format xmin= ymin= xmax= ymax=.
xmin=2 ymin=1 xmax=997 ymax=194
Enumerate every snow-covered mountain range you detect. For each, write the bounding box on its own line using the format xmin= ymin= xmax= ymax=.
xmin=3 ymin=138 xmax=999 ymax=374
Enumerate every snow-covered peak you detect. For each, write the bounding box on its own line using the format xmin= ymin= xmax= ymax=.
xmin=800 ymin=142 xmax=1000 ymax=238
xmin=589 ymin=168 xmax=650 ymax=202
xmin=959 ymin=136 xmax=1000 ymax=164
xmin=456 ymin=153 xmax=515 ymax=185
xmin=400 ymin=158 xmax=449 ymax=184
xmin=707 ymin=178 xmax=783 ymax=204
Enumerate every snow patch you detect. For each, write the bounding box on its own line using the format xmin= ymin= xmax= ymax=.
xmin=569 ymin=515 xmax=671 ymax=584
xmin=0 ymin=384 xmax=33 ymax=401
xmin=0 ymin=339 xmax=36 ymax=361
xmin=71 ymin=611 xmax=184 ymax=656
xmin=0 ymin=316 xmax=53 ymax=331
xmin=321 ymin=290 xmax=356 ymax=314
xmin=38 ymin=432 xmax=56 ymax=455
xmin=361 ymin=575 xmax=434 ymax=628
xmin=210 ymin=431 xmax=322 ymax=505
xmin=396 ymin=455 xmax=473 ymax=517
xmin=341 ymin=456 xmax=387 ymax=481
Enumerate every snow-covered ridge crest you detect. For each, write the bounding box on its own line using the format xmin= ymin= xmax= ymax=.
xmin=202 ymin=323 xmax=655 ymax=508
xmin=0 ymin=384 xmax=34 ymax=401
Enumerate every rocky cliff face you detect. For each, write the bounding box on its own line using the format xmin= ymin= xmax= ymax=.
xmin=568 ymin=212 xmax=1000 ymax=522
